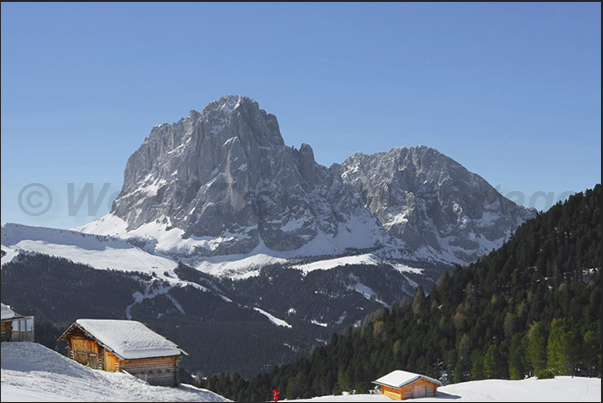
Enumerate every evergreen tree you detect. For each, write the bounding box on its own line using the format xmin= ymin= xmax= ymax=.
xmin=547 ymin=318 xmax=579 ymax=376
xmin=527 ymin=321 xmax=551 ymax=378
xmin=470 ymin=350 xmax=485 ymax=380
xmin=508 ymin=333 xmax=528 ymax=380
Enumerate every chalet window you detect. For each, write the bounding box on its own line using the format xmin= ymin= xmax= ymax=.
xmin=11 ymin=318 xmax=26 ymax=332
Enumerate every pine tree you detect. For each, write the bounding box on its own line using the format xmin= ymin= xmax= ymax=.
xmin=508 ymin=333 xmax=528 ymax=380
xmin=526 ymin=321 xmax=551 ymax=378
xmin=483 ymin=345 xmax=497 ymax=379
xmin=547 ymin=318 xmax=580 ymax=376
xmin=470 ymin=349 xmax=485 ymax=380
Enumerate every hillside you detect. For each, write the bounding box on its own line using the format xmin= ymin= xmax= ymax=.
xmin=0 ymin=252 xmax=412 ymax=378
xmin=284 ymin=376 xmax=601 ymax=402
xmin=199 ymin=184 xmax=601 ymax=401
xmin=0 ymin=342 xmax=228 ymax=402
xmin=3 ymin=343 xmax=598 ymax=403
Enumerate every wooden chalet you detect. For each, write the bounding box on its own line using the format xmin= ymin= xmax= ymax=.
xmin=1 ymin=303 xmax=35 ymax=342
xmin=58 ymin=319 xmax=187 ymax=387
xmin=373 ymin=370 xmax=442 ymax=400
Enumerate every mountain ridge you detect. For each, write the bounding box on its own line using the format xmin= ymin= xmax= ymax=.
xmin=106 ymin=95 xmax=388 ymax=260
xmin=76 ymin=94 xmax=535 ymax=272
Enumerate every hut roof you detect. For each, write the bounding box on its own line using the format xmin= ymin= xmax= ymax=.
xmin=1 ymin=303 xmax=17 ymax=321
xmin=373 ymin=370 xmax=442 ymax=389
xmin=59 ymin=319 xmax=186 ymax=360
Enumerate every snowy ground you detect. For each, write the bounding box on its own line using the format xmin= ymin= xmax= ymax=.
xmin=2 ymin=342 xmax=600 ymax=402
xmin=284 ymin=376 xmax=601 ymax=402
xmin=1 ymin=342 xmax=229 ymax=402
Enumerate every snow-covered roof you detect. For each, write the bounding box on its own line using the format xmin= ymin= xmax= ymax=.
xmin=373 ymin=370 xmax=442 ymax=389
xmin=1 ymin=303 xmax=16 ymax=321
xmin=61 ymin=319 xmax=185 ymax=360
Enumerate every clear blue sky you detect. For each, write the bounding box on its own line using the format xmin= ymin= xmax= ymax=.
xmin=2 ymin=2 xmax=601 ymax=229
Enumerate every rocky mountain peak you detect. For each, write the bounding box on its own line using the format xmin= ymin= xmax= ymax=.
xmin=108 ymin=96 xmax=385 ymax=257
xmin=87 ymin=95 xmax=536 ymax=266
xmin=339 ymin=145 xmax=536 ymax=262
xmin=202 ymin=94 xmax=248 ymax=115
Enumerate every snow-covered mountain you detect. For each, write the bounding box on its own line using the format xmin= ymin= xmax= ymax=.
xmin=337 ymin=146 xmax=535 ymax=263
xmin=75 ymin=94 xmax=535 ymax=272
xmin=1 ymin=223 xmax=178 ymax=276
xmin=82 ymin=95 xmax=387 ymax=261
xmin=1 ymin=95 xmax=537 ymax=378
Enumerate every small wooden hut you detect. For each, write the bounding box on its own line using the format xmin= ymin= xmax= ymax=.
xmin=59 ymin=319 xmax=187 ymax=387
xmin=373 ymin=370 xmax=442 ymax=400
xmin=1 ymin=303 xmax=35 ymax=342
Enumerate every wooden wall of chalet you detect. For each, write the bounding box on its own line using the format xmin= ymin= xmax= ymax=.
xmin=1 ymin=321 xmax=11 ymax=342
xmin=381 ymin=378 xmax=439 ymax=400
xmin=121 ymin=356 xmax=179 ymax=387
xmin=65 ymin=327 xmax=103 ymax=369
xmin=63 ymin=327 xmax=180 ymax=387
xmin=104 ymin=349 xmax=120 ymax=372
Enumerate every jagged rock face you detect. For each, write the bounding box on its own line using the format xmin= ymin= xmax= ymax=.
xmin=336 ymin=146 xmax=536 ymax=262
xmin=111 ymin=94 xmax=534 ymax=263
xmin=112 ymin=95 xmax=384 ymax=256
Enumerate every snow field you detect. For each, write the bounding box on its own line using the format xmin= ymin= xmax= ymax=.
xmin=1 ymin=342 xmax=229 ymax=402
xmin=284 ymin=376 xmax=601 ymax=402
xmin=2 ymin=341 xmax=600 ymax=402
